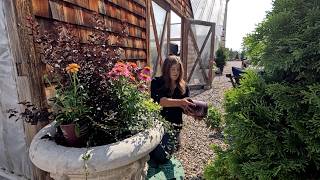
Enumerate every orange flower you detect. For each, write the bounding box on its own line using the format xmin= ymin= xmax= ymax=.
xmin=115 ymin=62 xmax=126 ymax=68
xmin=143 ymin=66 xmax=151 ymax=72
xmin=128 ymin=62 xmax=138 ymax=69
xmin=66 ymin=63 xmax=80 ymax=73
xmin=129 ymin=75 xmax=135 ymax=81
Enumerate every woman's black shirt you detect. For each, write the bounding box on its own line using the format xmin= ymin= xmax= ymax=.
xmin=151 ymin=77 xmax=190 ymax=127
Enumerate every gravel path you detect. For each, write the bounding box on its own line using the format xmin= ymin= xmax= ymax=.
xmin=175 ymin=61 xmax=242 ymax=179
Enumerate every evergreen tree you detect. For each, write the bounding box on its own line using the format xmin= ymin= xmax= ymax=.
xmin=205 ymin=0 xmax=320 ymax=179
xmin=215 ymin=47 xmax=227 ymax=73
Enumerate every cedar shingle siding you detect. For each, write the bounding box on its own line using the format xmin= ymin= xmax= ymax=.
xmin=170 ymin=0 xmax=193 ymax=17
xmin=31 ymin=0 xmax=193 ymax=62
xmin=32 ymin=0 xmax=147 ymax=62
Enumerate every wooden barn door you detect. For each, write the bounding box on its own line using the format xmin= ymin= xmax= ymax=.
xmin=183 ymin=19 xmax=215 ymax=89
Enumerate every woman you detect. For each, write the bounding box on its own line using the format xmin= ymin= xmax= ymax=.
xmin=149 ymin=55 xmax=194 ymax=164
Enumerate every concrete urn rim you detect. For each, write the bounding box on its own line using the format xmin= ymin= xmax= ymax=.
xmin=29 ymin=121 xmax=164 ymax=175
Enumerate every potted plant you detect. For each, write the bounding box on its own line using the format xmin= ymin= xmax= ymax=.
xmin=215 ymin=47 xmax=227 ymax=74
xmin=10 ymin=16 xmax=167 ymax=179
xmin=52 ymin=63 xmax=90 ymax=146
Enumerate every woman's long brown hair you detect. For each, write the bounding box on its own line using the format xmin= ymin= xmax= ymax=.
xmin=161 ymin=56 xmax=186 ymax=95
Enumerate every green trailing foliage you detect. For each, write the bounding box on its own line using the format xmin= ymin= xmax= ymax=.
xmin=206 ymin=0 xmax=320 ymax=179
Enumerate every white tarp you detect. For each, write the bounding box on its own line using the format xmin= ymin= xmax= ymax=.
xmin=0 ymin=0 xmax=31 ymax=179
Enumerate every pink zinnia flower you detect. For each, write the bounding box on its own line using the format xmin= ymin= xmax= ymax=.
xmin=121 ymin=68 xmax=130 ymax=77
xmin=141 ymin=66 xmax=151 ymax=76
xmin=108 ymin=71 xmax=118 ymax=79
xmin=139 ymin=73 xmax=151 ymax=82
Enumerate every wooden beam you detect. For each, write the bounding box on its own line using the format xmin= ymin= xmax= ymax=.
xmin=150 ymin=4 xmax=162 ymax=77
xmin=161 ymin=0 xmax=186 ymax=18
xmin=208 ymin=23 xmax=216 ymax=87
xmin=9 ymin=0 xmax=49 ymax=179
xmin=187 ymin=25 xmax=198 ymax=82
xmin=200 ymin=26 xmax=213 ymax=57
xmin=170 ymin=37 xmax=181 ymax=41
xmin=13 ymin=0 xmax=47 ymax=107
xmin=154 ymin=11 xmax=168 ymax=74
xmin=181 ymin=17 xmax=188 ymax=80
xmin=210 ymin=23 xmax=216 ymax=59
xmin=167 ymin=10 xmax=170 ymax=57
xmin=188 ymin=18 xmax=214 ymax=26
xmin=189 ymin=26 xmax=200 ymax=55
xmin=146 ymin=0 xmax=151 ymax=67
xmin=152 ymin=0 xmax=170 ymax=10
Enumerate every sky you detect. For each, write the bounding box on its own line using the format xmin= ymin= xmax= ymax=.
xmin=225 ymin=0 xmax=273 ymax=51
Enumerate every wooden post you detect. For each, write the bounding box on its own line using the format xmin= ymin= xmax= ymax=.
xmin=209 ymin=23 xmax=216 ymax=88
xmin=146 ymin=0 xmax=150 ymax=67
xmin=181 ymin=17 xmax=189 ymax=80
xmin=167 ymin=10 xmax=170 ymax=58
xmin=8 ymin=0 xmax=50 ymax=179
xmin=208 ymin=59 xmax=214 ymax=88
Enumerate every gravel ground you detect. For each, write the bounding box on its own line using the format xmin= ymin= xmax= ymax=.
xmin=175 ymin=61 xmax=242 ymax=179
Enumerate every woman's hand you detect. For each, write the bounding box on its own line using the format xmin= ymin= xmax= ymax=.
xmin=183 ymin=106 xmax=203 ymax=121
xmin=179 ymin=98 xmax=195 ymax=108
xmin=159 ymin=97 xmax=195 ymax=108
xmin=180 ymin=99 xmax=196 ymax=117
xmin=182 ymin=105 xmax=194 ymax=116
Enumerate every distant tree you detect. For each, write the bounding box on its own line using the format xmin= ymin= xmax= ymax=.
xmin=240 ymin=50 xmax=245 ymax=60
xmin=242 ymin=27 xmax=266 ymax=65
xmin=228 ymin=48 xmax=235 ymax=60
xmin=224 ymin=48 xmax=231 ymax=61
xmin=225 ymin=48 xmax=240 ymax=60
xmin=234 ymin=52 xmax=239 ymax=60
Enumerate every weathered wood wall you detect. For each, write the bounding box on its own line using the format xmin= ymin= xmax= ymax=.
xmin=31 ymin=0 xmax=193 ymax=65
xmin=32 ymin=0 xmax=148 ymax=62
xmin=168 ymin=0 xmax=193 ymax=17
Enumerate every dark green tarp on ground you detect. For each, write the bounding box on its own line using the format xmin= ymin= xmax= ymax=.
xmin=147 ymin=157 xmax=184 ymax=180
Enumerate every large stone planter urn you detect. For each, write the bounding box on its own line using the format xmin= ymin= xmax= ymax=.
xmin=29 ymin=122 xmax=164 ymax=180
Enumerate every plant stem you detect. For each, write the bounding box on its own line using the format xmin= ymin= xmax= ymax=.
xmin=73 ymin=73 xmax=77 ymax=99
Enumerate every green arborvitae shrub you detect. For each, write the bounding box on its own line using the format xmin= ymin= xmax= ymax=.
xmin=205 ymin=0 xmax=320 ymax=179
xmin=206 ymin=71 xmax=320 ymax=179
xmin=204 ymin=145 xmax=238 ymax=180
xmin=215 ymin=47 xmax=227 ymax=73
xmin=205 ymin=105 xmax=223 ymax=129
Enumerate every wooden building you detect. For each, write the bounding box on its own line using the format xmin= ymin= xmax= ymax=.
xmin=0 ymin=0 xmax=228 ymax=179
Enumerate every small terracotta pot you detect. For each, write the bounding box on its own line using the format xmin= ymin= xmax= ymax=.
xmin=60 ymin=123 xmax=80 ymax=147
